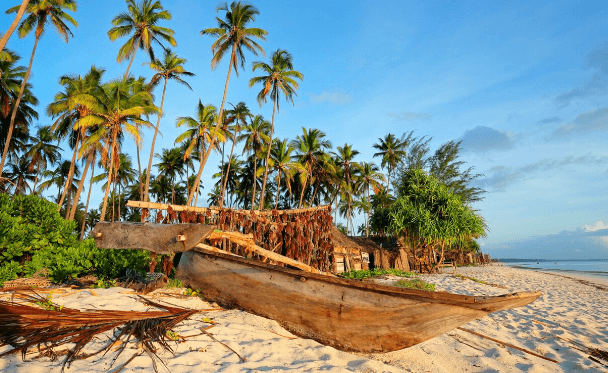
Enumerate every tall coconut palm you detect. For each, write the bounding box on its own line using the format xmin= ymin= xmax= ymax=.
xmin=39 ymin=160 xmax=79 ymax=203
xmin=0 ymin=0 xmax=31 ymax=52
xmin=213 ymin=156 xmax=242 ymax=207
xmin=249 ymin=49 xmax=303 ymax=209
xmin=237 ymin=114 xmax=269 ymax=208
xmin=175 ymin=101 xmax=224 ymax=205
xmin=25 ymin=125 xmax=61 ymax=192
xmin=1 ymin=0 xmax=77 ymax=174
xmin=291 ymin=127 xmax=332 ymax=208
xmin=5 ymin=155 xmax=35 ymax=195
xmin=357 ymin=162 xmax=385 ymax=236
xmin=197 ymin=1 xmax=266 ymax=206
xmin=77 ymin=78 xmax=157 ymax=221
xmin=108 ymin=0 xmax=176 ymax=79
xmin=48 ymin=66 xmax=104 ymax=213
xmin=258 ymin=138 xmax=304 ymax=209
xmin=218 ymin=101 xmax=251 ymax=207
xmin=79 ymin=145 xmax=99 ymax=239
xmin=333 ymin=143 xmax=360 ymax=233
xmin=143 ymin=49 xmax=194 ymax=202
xmin=0 ymin=49 xmax=28 ymax=117
xmin=154 ymin=147 xmax=184 ymax=204
xmin=372 ymin=133 xmax=407 ymax=195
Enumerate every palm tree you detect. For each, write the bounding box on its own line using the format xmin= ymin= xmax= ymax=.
xmin=47 ymin=66 xmax=104 ymax=213
xmin=154 ymin=147 xmax=185 ymax=204
xmin=5 ymin=155 xmax=35 ymax=195
xmin=197 ymin=1 xmax=267 ymax=206
xmin=238 ymin=114 xmax=270 ymax=208
xmin=143 ymin=49 xmax=194 ymax=202
xmin=260 ymin=138 xmax=304 ymax=209
xmin=218 ymin=101 xmax=251 ymax=207
xmin=291 ymin=127 xmax=332 ymax=208
xmin=25 ymin=125 xmax=61 ymax=192
xmin=79 ymin=146 xmax=99 ymax=239
xmin=175 ymin=101 xmax=223 ymax=206
xmin=77 ymin=78 xmax=157 ymax=221
xmin=1 ymin=0 xmax=77 ymax=174
xmin=372 ymin=133 xmax=407 ymax=194
xmin=249 ymin=49 xmax=303 ymax=209
xmin=0 ymin=49 xmax=28 ymax=117
xmin=213 ymin=156 xmax=242 ymax=207
xmin=108 ymin=0 xmax=176 ymax=78
xmin=358 ymin=162 xmax=385 ymax=236
xmin=334 ymin=143 xmax=360 ymax=234
xmin=0 ymin=0 xmax=30 ymax=52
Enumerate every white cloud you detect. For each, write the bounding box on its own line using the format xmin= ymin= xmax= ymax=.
xmin=387 ymin=111 xmax=432 ymax=121
xmin=583 ymin=220 xmax=608 ymax=232
xmin=310 ymin=91 xmax=352 ymax=105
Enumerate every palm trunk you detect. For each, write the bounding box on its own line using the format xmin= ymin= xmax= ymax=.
xmin=144 ymin=77 xmax=167 ymax=202
xmin=0 ymin=30 xmax=40 ymax=174
xmin=274 ymin=174 xmax=281 ymax=209
xmin=218 ymin=131 xmax=237 ymax=208
xmin=80 ymin=154 xmax=95 ymax=240
xmin=64 ymin=190 xmax=71 ymax=219
xmin=118 ymin=183 xmax=121 ymax=221
xmin=100 ymin=140 xmax=116 ymax=222
xmin=187 ymin=43 xmax=236 ymax=206
xmin=69 ymin=151 xmax=92 ymax=220
xmin=251 ymin=155 xmax=258 ymax=209
xmin=387 ymin=167 xmax=392 ymax=195
xmin=32 ymin=161 xmax=40 ymax=194
xmin=298 ymin=174 xmax=308 ymax=209
xmin=57 ymin=134 xmax=80 ymax=211
xmin=190 ymin=143 xmax=205 ymax=206
xmin=123 ymin=44 xmax=138 ymax=80
xmin=366 ymin=185 xmax=370 ymax=237
xmin=0 ymin=0 xmax=29 ymax=52
xmin=258 ymin=99 xmax=276 ymax=209
xmin=136 ymin=141 xmax=142 ymax=200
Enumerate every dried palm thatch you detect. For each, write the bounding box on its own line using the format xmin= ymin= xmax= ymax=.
xmin=0 ymin=292 xmax=209 ymax=372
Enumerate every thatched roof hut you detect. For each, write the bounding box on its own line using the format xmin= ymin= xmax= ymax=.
xmin=348 ymin=236 xmax=410 ymax=271
xmin=330 ymin=227 xmax=365 ymax=272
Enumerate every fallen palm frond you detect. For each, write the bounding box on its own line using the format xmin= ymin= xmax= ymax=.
xmin=0 ymin=292 xmax=206 ymax=372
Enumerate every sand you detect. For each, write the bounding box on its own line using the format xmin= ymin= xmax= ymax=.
xmin=1 ymin=265 xmax=607 ymax=372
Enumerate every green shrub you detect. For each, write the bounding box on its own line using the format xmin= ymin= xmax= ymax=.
xmin=0 ymin=193 xmax=152 ymax=285
xmin=394 ymin=278 xmax=435 ymax=291
xmin=338 ymin=268 xmax=417 ymax=280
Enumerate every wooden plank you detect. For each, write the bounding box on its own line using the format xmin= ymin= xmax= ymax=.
xmin=126 ymin=200 xmax=330 ymax=216
xmin=92 ymin=222 xmax=214 ymax=254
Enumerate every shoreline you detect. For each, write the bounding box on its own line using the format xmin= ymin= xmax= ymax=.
xmin=499 ymin=262 xmax=608 ymax=288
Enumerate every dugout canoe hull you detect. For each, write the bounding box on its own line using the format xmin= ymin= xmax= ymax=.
xmin=176 ymin=248 xmax=541 ymax=353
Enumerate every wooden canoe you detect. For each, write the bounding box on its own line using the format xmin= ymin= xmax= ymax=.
xmin=176 ymin=247 xmax=541 ymax=353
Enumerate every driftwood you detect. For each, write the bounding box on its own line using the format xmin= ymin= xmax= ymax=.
xmin=92 ymin=222 xmax=214 ymax=254
xmin=176 ymin=248 xmax=542 ymax=353
xmin=457 ymin=327 xmax=559 ymax=363
xmin=126 ymin=200 xmax=330 ymax=216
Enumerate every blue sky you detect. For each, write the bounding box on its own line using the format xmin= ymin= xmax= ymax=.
xmin=2 ymin=0 xmax=608 ymax=259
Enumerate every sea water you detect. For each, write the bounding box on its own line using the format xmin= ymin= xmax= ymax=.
xmin=499 ymin=259 xmax=608 ymax=280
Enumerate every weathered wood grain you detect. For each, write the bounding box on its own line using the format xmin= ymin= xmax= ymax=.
xmin=92 ymin=222 xmax=214 ymax=254
xmin=176 ymin=249 xmax=542 ymax=353
xmin=126 ymin=200 xmax=330 ymax=216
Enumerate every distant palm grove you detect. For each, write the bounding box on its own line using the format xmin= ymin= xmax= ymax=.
xmin=0 ymin=0 xmax=486 ymax=245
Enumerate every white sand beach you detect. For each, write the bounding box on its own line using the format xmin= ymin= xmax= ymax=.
xmin=1 ymin=265 xmax=607 ymax=373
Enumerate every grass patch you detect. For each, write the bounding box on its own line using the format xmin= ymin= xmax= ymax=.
xmin=338 ymin=268 xmax=417 ymax=280
xmin=453 ymin=274 xmax=486 ymax=284
xmin=394 ymin=278 xmax=435 ymax=291
xmin=166 ymin=278 xmax=183 ymax=288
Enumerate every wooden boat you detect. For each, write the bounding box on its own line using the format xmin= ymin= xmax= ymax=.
xmin=92 ymin=222 xmax=542 ymax=353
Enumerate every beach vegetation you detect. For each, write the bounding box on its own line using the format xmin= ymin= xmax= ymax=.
xmin=394 ymin=278 xmax=435 ymax=291
xmin=184 ymin=287 xmax=200 ymax=297
xmin=338 ymin=268 xmax=417 ymax=280
xmin=166 ymin=278 xmax=183 ymax=288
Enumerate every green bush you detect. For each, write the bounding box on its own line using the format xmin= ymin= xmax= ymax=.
xmin=394 ymin=278 xmax=435 ymax=291
xmin=0 ymin=194 xmax=151 ymax=285
xmin=338 ymin=268 xmax=417 ymax=280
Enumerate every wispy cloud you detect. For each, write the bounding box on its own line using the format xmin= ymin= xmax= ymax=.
xmin=387 ymin=111 xmax=432 ymax=121
xmin=310 ymin=91 xmax=352 ymax=105
xmin=537 ymin=116 xmax=560 ymax=125
xmin=548 ymin=106 xmax=608 ymax=139
xmin=474 ymin=154 xmax=608 ymax=191
xmin=459 ymin=126 xmax=514 ymax=153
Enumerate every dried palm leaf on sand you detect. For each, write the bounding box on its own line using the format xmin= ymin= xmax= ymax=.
xmin=0 ymin=292 xmax=214 ymax=372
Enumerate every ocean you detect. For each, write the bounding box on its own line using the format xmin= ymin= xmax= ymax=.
xmin=498 ymin=259 xmax=608 ymax=280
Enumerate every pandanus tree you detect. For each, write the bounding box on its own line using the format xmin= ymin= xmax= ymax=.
xmin=372 ymin=133 xmax=407 ymax=195
xmin=175 ymin=101 xmax=224 ymax=206
xmin=218 ymin=102 xmax=251 ymax=207
xmin=108 ymin=0 xmax=176 ymax=78
xmin=197 ymin=1 xmax=267 ymax=206
xmin=249 ymin=49 xmax=303 ymax=209
xmin=47 ymin=66 xmax=104 ymax=213
xmin=1 ymin=0 xmax=77 ymax=175
xmin=143 ymin=49 xmax=194 ymax=202
xmin=237 ymin=114 xmax=269 ymax=208
xmin=77 ymin=78 xmax=157 ymax=221
xmin=388 ymin=168 xmax=486 ymax=272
